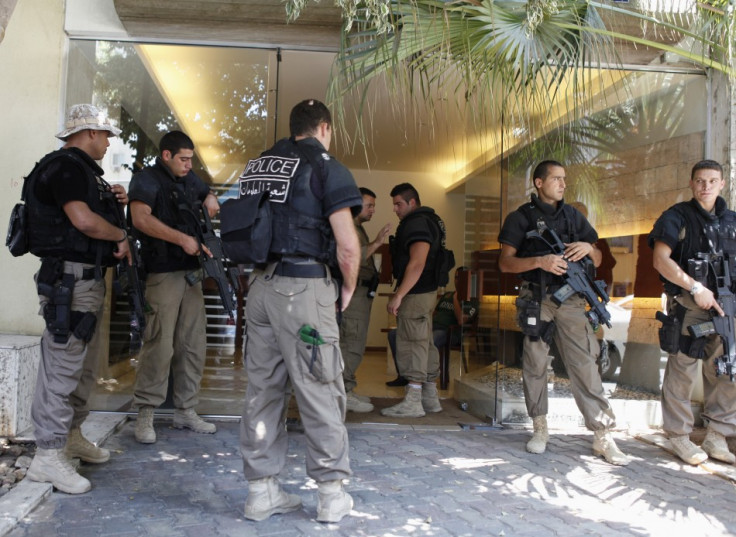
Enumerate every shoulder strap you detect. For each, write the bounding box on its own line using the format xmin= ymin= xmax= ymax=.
xmin=673 ymin=201 xmax=709 ymax=256
xmin=291 ymin=140 xmax=327 ymax=199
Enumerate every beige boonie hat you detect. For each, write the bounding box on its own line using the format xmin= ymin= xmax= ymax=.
xmin=55 ymin=104 xmax=122 ymax=140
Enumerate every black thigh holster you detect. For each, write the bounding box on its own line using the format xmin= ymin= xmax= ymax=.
xmin=37 ymin=258 xmax=98 ymax=344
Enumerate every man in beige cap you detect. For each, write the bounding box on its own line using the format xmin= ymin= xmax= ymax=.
xmin=24 ymin=104 xmax=130 ymax=494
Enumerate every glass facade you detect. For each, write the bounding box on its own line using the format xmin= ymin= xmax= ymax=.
xmin=66 ymin=40 xmax=277 ymax=411
xmin=67 ymin=39 xmax=709 ymax=419
xmin=458 ymin=70 xmax=708 ymax=425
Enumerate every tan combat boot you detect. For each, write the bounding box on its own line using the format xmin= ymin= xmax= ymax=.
xmin=701 ymin=428 xmax=735 ymax=464
xmin=669 ymin=435 xmax=708 ymax=465
xmin=380 ymin=384 xmax=425 ymax=418
xmin=421 ymin=381 xmax=443 ymax=413
xmin=593 ymin=429 xmax=630 ymax=466
xmin=135 ymin=406 xmax=156 ymax=444
xmin=346 ymin=391 xmax=374 ymax=413
xmin=526 ymin=415 xmax=549 ymax=454
xmin=65 ymin=427 xmax=110 ymax=463
xmin=27 ymin=447 xmax=91 ymax=494
xmin=316 ymin=480 xmax=353 ymax=523
xmin=173 ymin=408 xmax=217 ymax=434
xmin=244 ymin=476 xmax=302 ymax=521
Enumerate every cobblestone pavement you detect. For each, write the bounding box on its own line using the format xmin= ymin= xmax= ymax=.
xmin=5 ymin=419 xmax=736 ymax=537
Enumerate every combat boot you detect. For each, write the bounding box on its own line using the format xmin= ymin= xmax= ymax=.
xmin=316 ymin=480 xmax=353 ymax=523
xmin=526 ymin=415 xmax=549 ymax=454
xmin=135 ymin=406 xmax=156 ymax=444
xmin=244 ymin=476 xmax=302 ymax=521
xmin=346 ymin=391 xmax=374 ymax=413
xmin=593 ymin=429 xmax=630 ymax=466
xmin=65 ymin=427 xmax=110 ymax=463
xmin=173 ymin=408 xmax=217 ymax=434
xmin=421 ymin=381 xmax=443 ymax=413
xmin=380 ymin=384 xmax=425 ymax=418
xmin=27 ymin=448 xmax=91 ymax=494
xmin=702 ymin=428 xmax=736 ymax=464
xmin=669 ymin=435 xmax=708 ymax=465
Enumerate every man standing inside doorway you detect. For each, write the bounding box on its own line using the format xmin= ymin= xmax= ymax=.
xmin=340 ymin=187 xmax=391 ymax=413
xmin=650 ymin=159 xmax=736 ymax=466
xmin=498 ymin=160 xmax=629 ymax=465
xmin=128 ymin=130 xmax=220 ymax=444
xmin=381 ymin=183 xmax=445 ymax=418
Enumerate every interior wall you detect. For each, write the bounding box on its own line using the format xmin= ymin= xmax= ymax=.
xmin=0 ymin=0 xmax=66 ymax=335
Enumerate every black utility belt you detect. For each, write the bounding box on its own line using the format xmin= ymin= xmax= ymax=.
xmin=524 ymin=281 xmax=562 ymax=294
xmin=43 ymin=259 xmax=106 ymax=281
xmin=273 ymin=262 xmax=327 ymax=279
xmin=81 ymin=267 xmax=107 ymax=280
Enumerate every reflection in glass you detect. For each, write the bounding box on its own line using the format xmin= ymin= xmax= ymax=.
xmin=459 ymin=69 xmax=707 ymax=427
xmin=65 ymin=40 xmax=275 ymax=413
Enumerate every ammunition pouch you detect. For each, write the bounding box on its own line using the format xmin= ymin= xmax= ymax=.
xmin=71 ymin=311 xmax=97 ymax=343
xmin=515 ymin=297 xmax=555 ymax=343
xmin=688 ymin=258 xmax=710 ymax=289
xmin=656 ymin=310 xmax=682 ymax=355
xmin=683 ymin=335 xmax=708 ymax=359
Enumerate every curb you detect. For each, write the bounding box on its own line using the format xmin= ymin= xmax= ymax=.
xmin=0 ymin=413 xmax=128 ymax=537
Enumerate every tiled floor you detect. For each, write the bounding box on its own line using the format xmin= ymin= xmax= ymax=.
xmin=89 ymin=349 xmax=469 ymax=417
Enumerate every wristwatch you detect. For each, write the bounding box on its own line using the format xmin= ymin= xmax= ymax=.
xmin=690 ymin=281 xmax=704 ymax=295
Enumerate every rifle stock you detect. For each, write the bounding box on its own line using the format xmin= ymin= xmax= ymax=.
xmin=526 ymin=224 xmax=612 ymax=330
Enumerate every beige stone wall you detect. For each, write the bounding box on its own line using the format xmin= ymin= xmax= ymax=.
xmin=0 ymin=0 xmax=65 ymax=335
xmin=583 ymin=131 xmax=705 ymax=238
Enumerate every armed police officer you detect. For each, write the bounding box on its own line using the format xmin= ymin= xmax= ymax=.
xmin=128 ymin=130 xmax=219 ymax=444
xmin=498 ymin=160 xmax=629 ymax=465
xmin=381 ymin=183 xmax=447 ymax=419
xmin=24 ymin=104 xmax=130 ymax=494
xmin=340 ymin=187 xmax=391 ymax=413
xmin=238 ymin=100 xmax=361 ymax=523
xmin=651 ymin=159 xmax=736 ymax=466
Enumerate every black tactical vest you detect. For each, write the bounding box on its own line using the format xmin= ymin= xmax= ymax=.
xmin=132 ymin=163 xmax=200 ymax=271
xmin=667 ymin=199 xmax=736 ymax=293
xmin=261 ymin=139 xmax=335 ymax=263
xmin=516 ymin=199 xmax=579 ymax=286
xmin=26 ymin=149 xmax=117 ymax=265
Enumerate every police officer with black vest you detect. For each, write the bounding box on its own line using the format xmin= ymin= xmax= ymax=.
xmin=25 ymin=104 xmax=131 ymax=494
xmin=381 ymin=183 xmax=447 ymax=419
xmin=128 ymin=130 xmax=220 ymax=444
xmin=498 ymin=160 xmax=629 ymax=465
xmin=650 ymin=159 xmax=736 ymax=466
xmin=239 ymin=100 xmax=362 ymax=523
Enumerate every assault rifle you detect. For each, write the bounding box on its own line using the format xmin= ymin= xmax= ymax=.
xmin=181 ymin=201 xmax=240 ymax=319
xmin=525 ymin=221 xmax=611 ymax=330
xmin=110 ymin=200 xmax=148 ymax=355
xmin=686 ymin=252 xmax=736 ymax=381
